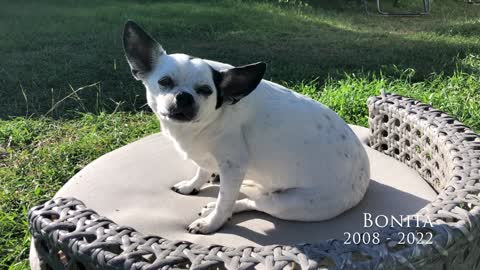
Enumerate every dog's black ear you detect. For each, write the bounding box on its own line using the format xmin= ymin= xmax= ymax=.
xmin=123 ymin=20 xmax=165 ymax=80
xmin=213 ymin=62 xmax=266 ymax=108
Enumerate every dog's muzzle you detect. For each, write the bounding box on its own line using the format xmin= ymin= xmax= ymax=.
xmin=163 ymin=92 xmax=197 ymax=122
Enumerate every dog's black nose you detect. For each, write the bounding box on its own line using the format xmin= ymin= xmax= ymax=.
xmin=175 ymin=92 xmax=194 ymax=108
xmin=166 ymin=92 xmax=196 ymax=121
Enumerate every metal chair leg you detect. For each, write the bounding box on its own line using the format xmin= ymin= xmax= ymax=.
xmin=466 ymin=0 xmax=480 ymax=5
xmin=364 ymin=0 xmax=431 ymax=16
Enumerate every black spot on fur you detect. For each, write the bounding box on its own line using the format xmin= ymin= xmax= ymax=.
xmin=210 ymin=67 xmax=224 ymax=109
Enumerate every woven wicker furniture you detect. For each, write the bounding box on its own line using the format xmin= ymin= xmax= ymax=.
xmin=28 ymin=93 xmax=480 ymax=270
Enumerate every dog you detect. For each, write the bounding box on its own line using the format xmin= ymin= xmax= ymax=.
xmin=123 ymin=20 xmax=370 ymax=234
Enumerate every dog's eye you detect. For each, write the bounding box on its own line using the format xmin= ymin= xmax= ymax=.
xmin=195 ymin=85 xmax=213 ymax=96
xmin=158 ymin=76 xmax=174 ymax=88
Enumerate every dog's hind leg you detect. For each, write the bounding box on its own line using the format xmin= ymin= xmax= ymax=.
xmin=199 ymin=198 xmax=256 ymax=217
xmin=200 ymin=185 xmax=352 ymax=221
xmin=199 ymin=187 xmax=349 ymax=221
xmin=198 ymin=181 xmax=261 ymax=217
xmin=247 ymin=188 xmax=352 ymax=221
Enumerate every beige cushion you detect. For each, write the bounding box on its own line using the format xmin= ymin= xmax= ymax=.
xmin=53 ymin=125 xmax=436 ymax=247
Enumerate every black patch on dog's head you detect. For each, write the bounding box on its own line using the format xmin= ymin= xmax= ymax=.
xmin=210 ymin=62 xmax=266 ymax=109
xmin=210 ymin=67 xmax=224 ymax=109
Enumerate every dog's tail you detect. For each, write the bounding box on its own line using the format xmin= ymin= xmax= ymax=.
xmin=240 ymin=180 xmax=264 ymax=199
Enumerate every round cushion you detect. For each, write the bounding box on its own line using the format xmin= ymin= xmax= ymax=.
xmin=54 ymin=125 xmax=437 ymax=247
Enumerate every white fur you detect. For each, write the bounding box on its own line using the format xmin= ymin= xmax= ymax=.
xmin=139 ymin=53 xmax=370 ymax=234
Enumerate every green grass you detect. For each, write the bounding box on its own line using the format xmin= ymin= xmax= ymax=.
xmin=1 ymin=0 xmax=480 ymax=268
xmin=0 ymin=113 xmax=159 ymax=268
xmin=1 ymin=0 xmax=480 ymax=117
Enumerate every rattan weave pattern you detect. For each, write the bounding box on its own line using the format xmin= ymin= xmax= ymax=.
xmin=29 ymin=93 xmax=480 ymax=270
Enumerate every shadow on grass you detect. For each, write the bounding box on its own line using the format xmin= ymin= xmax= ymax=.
xmin=0 ymin=0 xmax=478 ymax=118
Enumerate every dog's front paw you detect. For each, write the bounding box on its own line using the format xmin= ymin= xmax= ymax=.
xmin=171 ymin=180 xmax=199 ymax=195
xmin=187 ymin=215 xmax=224 ymax=234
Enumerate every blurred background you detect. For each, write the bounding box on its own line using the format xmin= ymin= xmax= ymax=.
xmin=1 ymin=0 xmax=480 ymax=118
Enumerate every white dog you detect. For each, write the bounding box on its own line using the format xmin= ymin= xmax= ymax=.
xmin=123 ymin=21 xmax=370 ymax=234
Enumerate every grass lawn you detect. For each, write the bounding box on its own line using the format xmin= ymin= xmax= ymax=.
xmin=1 ymin=0 xmax=480 ymax=268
